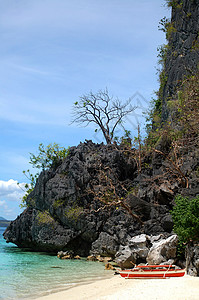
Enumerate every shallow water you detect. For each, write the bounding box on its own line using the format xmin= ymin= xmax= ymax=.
xmin=0 ymin=227 xmax=111 ymax=299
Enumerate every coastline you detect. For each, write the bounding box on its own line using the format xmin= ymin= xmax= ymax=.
xmin=35 ymin=274 xmax=199 ymax=300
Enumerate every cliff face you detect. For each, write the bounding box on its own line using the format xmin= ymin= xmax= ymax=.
xmin=4 ymin=141 xmax=173 ymax=256
xmin=161 ymin=0 xmax=199 ymax=120
xmin=3 ymin=0 xmax=199 ymax=275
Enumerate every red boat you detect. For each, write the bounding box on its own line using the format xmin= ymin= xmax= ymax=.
xmin=119 ymin=265 xmax=186 ymax=279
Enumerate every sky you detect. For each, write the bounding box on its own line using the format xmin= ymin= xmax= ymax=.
xmin=0 ymin=0 xmax=170 ymax=220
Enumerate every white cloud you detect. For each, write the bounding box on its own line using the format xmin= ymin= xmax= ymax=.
xmin=0 ymin=179 xmax=27 ymax=219
xmin=0 ymin=179 xmax=25 ymax=198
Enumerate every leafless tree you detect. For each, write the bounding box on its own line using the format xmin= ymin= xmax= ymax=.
xmin=71 ymin=89 xmax=136 ymax=144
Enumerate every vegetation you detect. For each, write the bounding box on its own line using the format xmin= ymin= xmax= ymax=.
xmin=165 ymin=0 xmax=183 ymax=8
xmin=71 ymin=89 xmax=137 ymax=144
xmin=171 ymin=195 xmax=199 ymax=243
xmin=19 ymin=143 xmax=70 ymax=208
xmin=36 ymin=211 xmax=55 ymax=226
xmin=65 ymin=205 xmax=84 ymax=222
xmin=29 ymin=143 xmax=70 ymax=170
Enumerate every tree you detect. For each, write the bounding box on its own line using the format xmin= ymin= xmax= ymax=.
xmin=18 ymin=143 xmax=70 ymax=208
xmin=171 ymin=195 xmax=199 ymax=243
xmin=71 ymin=89 xmax=136 ymax=144
xmin=29 ymin=143 xmax=70 ymax=170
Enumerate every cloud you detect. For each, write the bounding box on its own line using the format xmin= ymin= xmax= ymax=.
xmin=0 ymin=179 xmax=25 ymax=198
xmin=0 ymin=179 xmax=27 ymax=219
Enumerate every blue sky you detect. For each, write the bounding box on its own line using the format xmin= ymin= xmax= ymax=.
xmin=0 ymin=0 xmax=170 ymax=220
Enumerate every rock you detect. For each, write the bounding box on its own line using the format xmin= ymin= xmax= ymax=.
xmin=87 ymin=255 xmax=97 ymax=261
xmin=161 ymin=214 xmax=173 ymax=233
xmin=96 ymin=256 xmax=112 ymax=263
xmin=128 ymin=234 xmax=149 ymax=261
xmin=61 ymin=255 xmax=71 ymax=259
xmin=74 ymin=255 xmax=81 ymax=259
xmin=186 ymin=242 xmax=199 ymax=276
xmin=90 ymin=232 xmax=119 ymax=257
xmin=147 ymin=235 xmax=178 ymax=265
xmin=57 ymin=251 xmax=74 ymax=259
xmin=105 ymin=263 xmax=115 ymax=270
xmin=115 ymin=245 xmax=136 ymax=269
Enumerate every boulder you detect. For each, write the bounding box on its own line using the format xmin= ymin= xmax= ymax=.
xmin=57 ymin=250 xmax=74 ymax=259
xmin=115 ymin=234 xmax=149 ymax=268
xmin=87 ymin=255 xmax=97 ymax=261
xmin=115 ymin=245 xmax=136 ymax=269
xmin=74 ymin=255 xmax=81 ymax=259
xmin=147 ymin=235 xmax=178 ymax=265
xmin=90 ymin=232 xmax=119 ymax=257
xmin=105 ymin=263 xmax=115 ymax=270
xmin=128 ymin=234 xmax=149 ymax=260
xmin=186 ymin=242 xmax=199 ymax=276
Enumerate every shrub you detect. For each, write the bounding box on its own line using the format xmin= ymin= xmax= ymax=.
xmin=171 ymin=195 xmax=199 ymax=243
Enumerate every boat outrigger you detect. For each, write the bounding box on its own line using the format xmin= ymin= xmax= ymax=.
xmin=119 ymin=265 xmax=186 ymax=279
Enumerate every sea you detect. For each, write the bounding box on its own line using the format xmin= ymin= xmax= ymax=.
xmin=0 ymin=227 xmax=112 ymax=300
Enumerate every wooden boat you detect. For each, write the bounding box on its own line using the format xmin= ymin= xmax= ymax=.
xmin=119 ymin=265 xmax=186 ymax=279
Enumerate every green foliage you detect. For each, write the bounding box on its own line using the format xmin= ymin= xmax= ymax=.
xmin=157 ymin=44 xmax=169 ymax=68
xmin=53 ymin=199 xmax=65 ymax=209
xmin=65 ymin=205 xmax=83 ymax=222
xmin=18 ymin=170 xmax=38 ymax=208
xmin=158 ymin=17 xmax=177 ymax=40
xmin=171 ymin=195 xmax=199 ymax=243
xmin=19 ymin=143 xmax=70 ymax=208
xmin=119 ymin=130 xmax=132 ymax=147
xmin=37 ymin=211 xmax=55 ymax=226
xmin=127 ymin=186 xmax=139 ymax=196
xmin=165 ymin=0 xmax=183 ymax=8
xmin=30 ymin=143 xmax=70 ymax=170
xmin=176 ymin=239 xmax=186 ymax=259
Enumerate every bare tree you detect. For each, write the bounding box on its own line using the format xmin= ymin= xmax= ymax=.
xmin=71 ymin=89 xmax=136 ymax=144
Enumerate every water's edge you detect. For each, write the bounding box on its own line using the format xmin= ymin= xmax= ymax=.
xmin=0 ymin=227 xmax=113 ymax=300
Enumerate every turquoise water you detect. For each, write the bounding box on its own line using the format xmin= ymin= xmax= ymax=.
xmin=0 ymin=227 xmax=111 ymax=300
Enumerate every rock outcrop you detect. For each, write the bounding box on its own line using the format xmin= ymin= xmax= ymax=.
xmin=3 ymin=0 xmax=199 ymax=277
xmin=4 ymin=141 xmax=172 ymax=256
xmin=115 ymin=234 xmax=178 ymax=268
xmin=161 ymin=0 xmax=199 ymax=121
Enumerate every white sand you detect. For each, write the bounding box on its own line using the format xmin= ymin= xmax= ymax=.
xmin=36 ymin=274 xmax=199 ymax=300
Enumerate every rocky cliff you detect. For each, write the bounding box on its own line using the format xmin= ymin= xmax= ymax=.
xmin=3 ymin=141 xmax=174 ymax=256
xmin=4 ymin=0 xmax=199 ymax=275
xmin=161 ymin=0 xmax=199 ymax=120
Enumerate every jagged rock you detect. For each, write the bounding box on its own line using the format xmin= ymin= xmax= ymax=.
xmin=87 ymin=255 xmax=97 ymax=261
xmin=96 ymin=256 xmax=112 ymax=262
xmin=146 ymin=235 xmax=178 ymax=265
xmin=90 ymin=232 xmax=119 ymax=257
xmin=161 ymin=0 xmax=199 ymax=121
xmin=57 ymin=250 xmax=74 ymax=259
xmin=128 ymin=234 xmax=149 ymax=261
xmin=161 ymin=214 xmax=173 ymax=233
xmin=61 ymin=255 xmax=71 ymax=259
xmin=105 ymin=263 xmax=115 ymax=270
xmin=115 ymin=245 xmax=136 ymax=269
xmin=115 ymin=234 xmax=150 ymax=268
xmin=2 ymin=1 xmax=199 ymax=277
xmin=186 ymin=242 xmax=199 ymax=276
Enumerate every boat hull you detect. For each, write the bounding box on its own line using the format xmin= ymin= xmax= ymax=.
xmin=119 ymin=268 xmax=186 ymax=279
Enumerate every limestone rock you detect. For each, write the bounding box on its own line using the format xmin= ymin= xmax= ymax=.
xmin=115 ymin=245 xmax=136 ymax=269
xmin=147 ymin=235 xmax=178 ymax=265
xmin=186 ymin=243 xmax=199 ymax=276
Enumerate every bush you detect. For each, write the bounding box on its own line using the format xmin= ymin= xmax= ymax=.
xmin=171 ymin=195 xmax=199 ymax=243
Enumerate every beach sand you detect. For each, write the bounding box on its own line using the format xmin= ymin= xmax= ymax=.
xmin=36 ymin=274 xmax=199 ymax=300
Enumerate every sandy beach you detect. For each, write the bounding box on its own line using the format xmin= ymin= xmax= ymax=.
xmin=36 ymin=274 xmax=199 ymax=300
